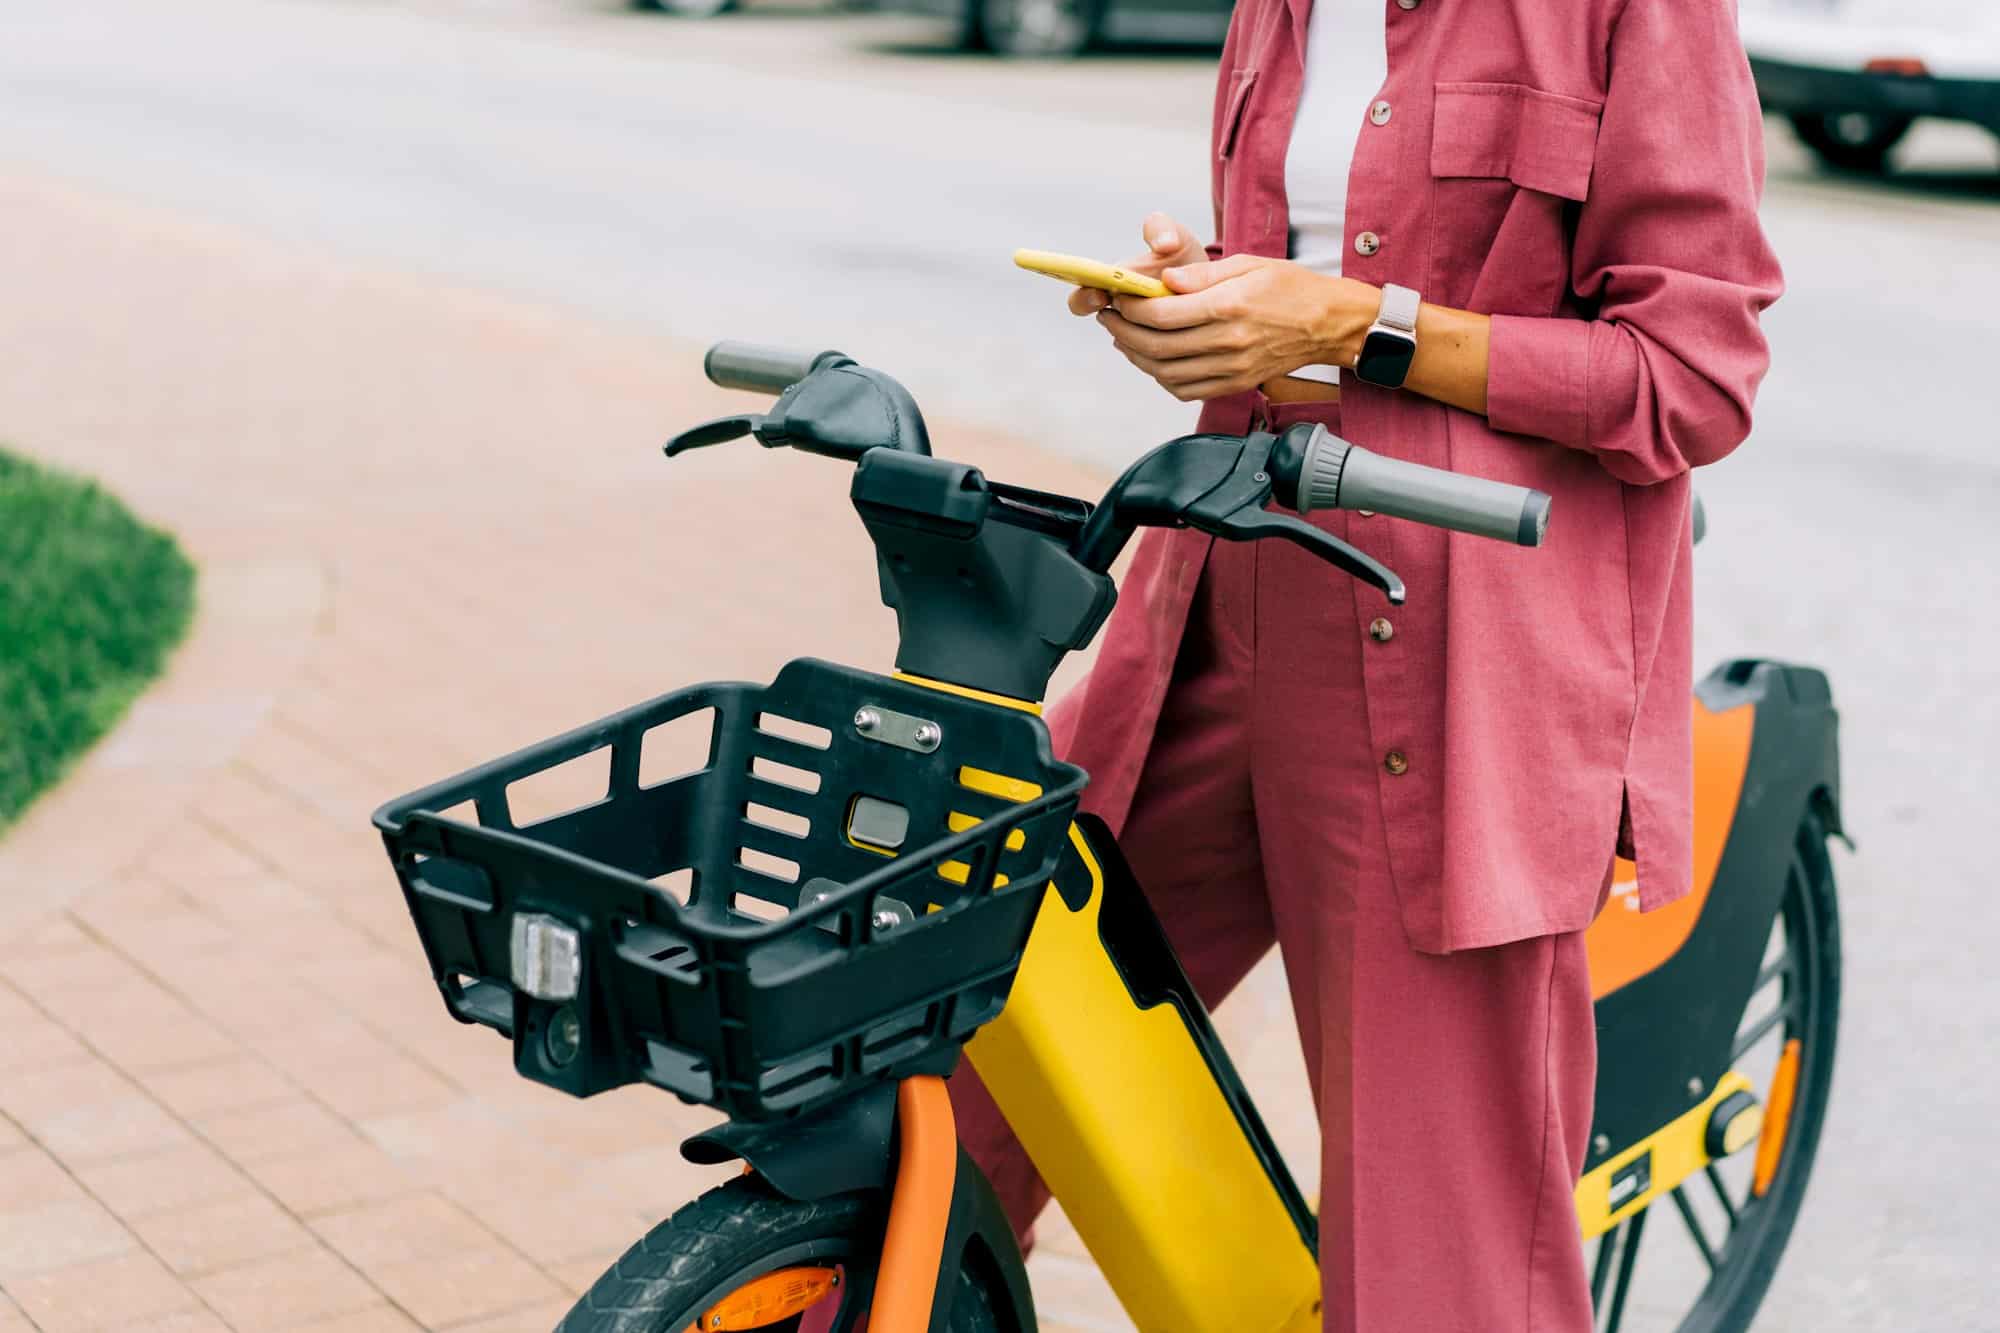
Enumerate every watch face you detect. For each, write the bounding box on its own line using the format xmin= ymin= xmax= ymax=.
xmin=1357 ymin=330 xmax=1418 ymax=388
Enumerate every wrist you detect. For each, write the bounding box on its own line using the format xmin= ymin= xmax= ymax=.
xmin=1316 ymin=278 xmax=1381 ymax=369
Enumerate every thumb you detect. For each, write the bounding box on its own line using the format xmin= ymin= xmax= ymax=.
xmin=1162 ymin=253 xmax=1261 ymax=293
xmin=1142 ymin=212 xmax=1186 ymax=256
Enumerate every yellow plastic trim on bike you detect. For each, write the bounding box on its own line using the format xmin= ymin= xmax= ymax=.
xmin=1576 ymin=1071 xmax=1754 ymax=1239
xmin=966 ymin=826 xmax=1321 ymax=1333
xmin=894 ymin=670 xmax=1044 ymax=714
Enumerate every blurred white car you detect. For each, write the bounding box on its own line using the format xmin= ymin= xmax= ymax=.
xmin=1740 ymin=0 xmax=2000 ymax=171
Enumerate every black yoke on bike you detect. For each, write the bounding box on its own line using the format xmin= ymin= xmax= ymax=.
xmin=851 ymin=449 xmax=1117 ymax=702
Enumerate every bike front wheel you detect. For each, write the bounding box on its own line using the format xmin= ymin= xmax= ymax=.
xmin=557 ymin=1174 xmax=1010 ymax=1333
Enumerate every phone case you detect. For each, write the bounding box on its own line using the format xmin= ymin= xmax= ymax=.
xmin=1014 ymin=249 xmax=1172 ymax=300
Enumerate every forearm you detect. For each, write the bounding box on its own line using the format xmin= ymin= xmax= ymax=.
xmin=1317 ymin=281 xmax=1491 ymax=416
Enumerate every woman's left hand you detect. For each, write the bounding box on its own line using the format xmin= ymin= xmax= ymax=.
xmin=1096 ymin=254 xmax=1378 ymax=402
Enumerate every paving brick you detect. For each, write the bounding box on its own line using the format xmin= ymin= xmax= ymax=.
xmin=3 ymin=1249 xmax=200 ymax=1331
xmin=172 ymin=967 xmax=332 ymax=1042
xmin=124 ymin=1312 xmax=232 ymax=1333
xmin=138 ymin=1056 xmax=296 ymax=1121
xmin=285 ymin=1305 xmax=423 ymax=1332
xmin=0 ymin=1060 xmax=133 ymax=1125
xmin=73 ymin=1143 xmax=248 ymax=1221
xmin=189 ymin=1247 xmax=380 ymax=1330
xmin=311 ymin=1193 xmax=493 ymax=1272
xmin=358 ymin=1102 xmax=552 ymax=1187
xmin=195 ymin=1098 xmax=361 ymax=1164
xmin=0 ymin=1014 xmax=90 ymax=1076
xmin=545 ymin=1251 xmax=620 ymax=1299
xmin=366 ymin=1244 xmax=562 ymax=1329
xmin=74 ymin=901 xmax=233 ymax=964
xmin=4 ymin=915 xmax=95 ymax=958
xmin=244 ymin=1142 xmax=419 ymax=1218
xmin=451 ymin=1184 xmax=657 ymax=1268
xmin=0 ymin=1146 xmax=86 ymax=1210
xmin=144 ymin=823 xmax=269 ymax=887
xmin=1024 ymin=1251 xmax=1124 ymax=1331
xmin=131 ymin=1192 xmax=315 ymax=1276
xmin=437 ymin=1296 xmax=576 ymax=1332
xmin=0 ymin=1198 xmax=136 ymax=1279
xmin=37 ymin=1095 xmax=193 ymax=1166
xmin=41 ymin=980 xmax=239 ymax=1076
xmin=0 ymin=944 xmax=135 ymax=1000
xmin=571 ymin=1142 xmax=731 ymax=1219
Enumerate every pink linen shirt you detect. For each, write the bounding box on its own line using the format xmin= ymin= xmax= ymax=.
xmin=1062 ymin=0 xmax=1784 ymax=951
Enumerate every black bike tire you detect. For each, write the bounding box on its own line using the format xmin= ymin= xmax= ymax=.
xmin=1666 ymin=809 xmax=1842 ymax=1333
xmin=556 ymin=1174 xmax=1007 ymax=1333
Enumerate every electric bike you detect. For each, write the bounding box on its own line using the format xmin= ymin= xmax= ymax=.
xmin=372 ymin=344 xmax=1842 ymax=1333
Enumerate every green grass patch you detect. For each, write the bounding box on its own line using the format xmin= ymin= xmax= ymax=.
xmin=2 ymin=449 xmax=195 ymax=828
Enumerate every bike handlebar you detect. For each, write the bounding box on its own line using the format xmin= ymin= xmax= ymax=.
xmin=704 ymin=342 xmax=848 ymax=395
xmin=1280 ymin=424 xmax=1550 ymax=548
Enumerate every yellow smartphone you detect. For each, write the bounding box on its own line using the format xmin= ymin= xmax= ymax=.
xmin=1014 ymin=249 xmax=1172 ymax=300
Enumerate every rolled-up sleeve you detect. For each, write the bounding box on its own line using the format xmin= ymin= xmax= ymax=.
xmin=1485 ymin=0 xmax=1784 ymax=485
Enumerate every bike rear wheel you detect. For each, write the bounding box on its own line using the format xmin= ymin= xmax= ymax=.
xmin=1591 ymin=810 xmax=1841 ymax=1333
xmin=557 ymin=1174 xmax=1009 ymax=1333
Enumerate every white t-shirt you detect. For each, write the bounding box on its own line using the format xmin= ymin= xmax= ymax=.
xmin=1284 ymin=0 xmax=1389 ymax=383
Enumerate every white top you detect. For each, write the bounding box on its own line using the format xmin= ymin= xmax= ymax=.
xmin=1284 ymin=0 xmax=1389 ymax=383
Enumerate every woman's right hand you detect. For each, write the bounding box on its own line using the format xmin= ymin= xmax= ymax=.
xmin=1067 ymin=213 xmax=1208 ymax=316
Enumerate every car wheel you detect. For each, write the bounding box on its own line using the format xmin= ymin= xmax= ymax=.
xmin=632 ymin=0 xmax=738 ymax=18
xmin=1788 ymin=111 xmax=1914 ymax=173
xmin=976 ymin=0 xmax=1102 ymax=57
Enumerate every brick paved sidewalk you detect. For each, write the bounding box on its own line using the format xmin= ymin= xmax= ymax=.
xmin=0 ymin=171 xmax=1314 ymax=1332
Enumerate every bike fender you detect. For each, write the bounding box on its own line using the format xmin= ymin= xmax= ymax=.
xmin=932 ymin=1147 xmax=1037 ymax=1333
xmin=680 ymin=1081 xmax=898 ymax=1201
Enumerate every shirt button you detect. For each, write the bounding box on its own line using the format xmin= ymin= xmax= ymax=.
xmin=1397 ymin=0 xmax=1420 ymax=9
xmin=1368 ymin=617 xmax=1395 ymax=642
xmin=1369 ymin=100 xmax=1393 ymax=126
xmin=1384 ymin=750 xmax=1410 ymax=776
xmin=1356 ymin=509 xmax=1377 ymax=518
xmin=1354 ymin=231 xmax=1381 ymax=257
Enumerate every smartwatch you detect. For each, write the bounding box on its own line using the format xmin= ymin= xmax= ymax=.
xmin=1353 ymin=284 xmax=1421 ymax=389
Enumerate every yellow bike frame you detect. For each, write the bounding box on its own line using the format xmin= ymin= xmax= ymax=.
xmin=938 ymin=685 xmax=1778 ymax=1332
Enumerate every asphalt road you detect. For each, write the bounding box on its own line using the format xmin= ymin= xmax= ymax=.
xmin=2 ymin=0 xmax=1997 ymax=1327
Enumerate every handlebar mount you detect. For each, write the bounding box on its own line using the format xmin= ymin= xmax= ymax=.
xmin=661 ymin=342 xmax=1554 ymax=701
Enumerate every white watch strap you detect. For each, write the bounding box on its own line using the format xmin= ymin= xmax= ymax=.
xmin=1377 ymin=283 xmax=1421 ymax=334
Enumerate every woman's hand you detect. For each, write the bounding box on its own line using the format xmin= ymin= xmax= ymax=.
xmin=1067 ymin=213 xmax=1209 ymax=317
xmin=1096 ymin=254 xmax=1381 ymax=402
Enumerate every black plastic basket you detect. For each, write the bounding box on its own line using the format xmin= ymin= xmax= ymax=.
xmin=372 ymin=658 xmax=1085 ymax=1123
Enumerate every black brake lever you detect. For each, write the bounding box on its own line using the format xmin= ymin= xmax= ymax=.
xmin=664 ymin=414 xmax=766 ymax=457
xmin=1178 ymin=434 xmax=1406 ymax=604
xmin=1202 ymin=507 xmax=1406 ymax=604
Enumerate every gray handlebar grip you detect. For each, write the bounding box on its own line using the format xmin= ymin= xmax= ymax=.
xmin=704 ymin=342 xmax=844 ymax=394
xmin=1297 ymin=426 xmax=1550 ymax=547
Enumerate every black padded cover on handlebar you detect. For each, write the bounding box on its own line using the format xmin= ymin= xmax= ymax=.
xmin=704 ymin=342 xmax=845 ymax=394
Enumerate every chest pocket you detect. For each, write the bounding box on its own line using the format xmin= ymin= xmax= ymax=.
xmin=1429 ymin=82 xmax=1604 ymax=315
xmin=1213 ymin=67 xmax=1261 ymax=241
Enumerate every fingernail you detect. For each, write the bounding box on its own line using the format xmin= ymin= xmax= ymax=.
xmin=1155 ymin=229 xmax=1178 ymax=250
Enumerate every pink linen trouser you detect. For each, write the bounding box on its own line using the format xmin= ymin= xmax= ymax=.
xmin=950 ymin=482 xmax=1600 ymax=1332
